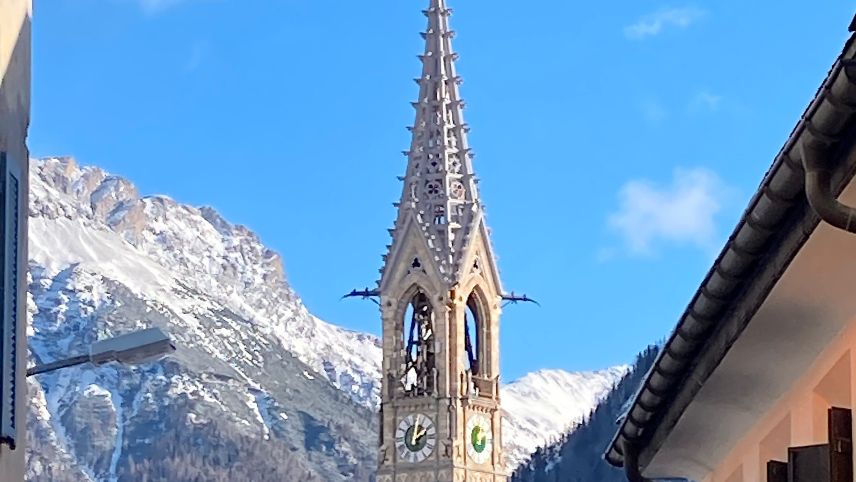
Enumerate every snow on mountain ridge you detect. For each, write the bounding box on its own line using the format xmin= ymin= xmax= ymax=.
xmin=30 ymin=156 xmax=382 ymax=408
xmin=501 ymin=366 xmax=630 ymax=468
xmin=27 ymin=156 xmax=626 ymax=475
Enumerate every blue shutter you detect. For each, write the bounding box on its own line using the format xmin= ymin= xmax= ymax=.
xmin=0 ymin=153 xmax=16 ymax=448
xmin=6 ymin=173 xmax=18 ymax=442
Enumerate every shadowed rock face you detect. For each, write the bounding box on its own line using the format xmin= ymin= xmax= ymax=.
xmin=62 ymin=385 xmax=118 ymax=476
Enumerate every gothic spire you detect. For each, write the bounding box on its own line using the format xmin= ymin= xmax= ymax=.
xmin=380 ymin=0 xmax=500 ymax=291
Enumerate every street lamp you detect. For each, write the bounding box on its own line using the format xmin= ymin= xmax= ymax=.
xmin=27 ymin=327 xmax=176 ymax=377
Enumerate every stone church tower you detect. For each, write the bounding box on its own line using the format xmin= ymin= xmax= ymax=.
xmin=375 ymin=0 xmax=506 ymax=480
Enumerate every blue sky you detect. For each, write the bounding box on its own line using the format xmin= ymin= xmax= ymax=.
xmin=30 ymin=0 xmax=855 ymax=381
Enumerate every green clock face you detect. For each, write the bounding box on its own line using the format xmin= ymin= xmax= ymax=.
xmin=470 ymin=425 xmax=487 ymax=453
xmin=395 ymin=413 xmax=436 ymax=463
xmin=466 ymin=413 xmax=493 ymax=464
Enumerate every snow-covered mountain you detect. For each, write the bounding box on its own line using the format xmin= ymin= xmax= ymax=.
xmin=511 ymin=346 xmax=660 ymax=482
xmin=26 ymin=157 xmax=381 ymax=481
xmin=29 ymin=156 xmax=382 ymax=408
xmin=501 ymin=367 xmax=629 ymax=468
xmin=24 ymin=156 xmax=624 ymax=480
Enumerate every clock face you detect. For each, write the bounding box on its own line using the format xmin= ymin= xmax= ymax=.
xmin=466 ymin=413 xmax=493 ymax=465
xmin=395 ymin=413 xmax=436 ymax=463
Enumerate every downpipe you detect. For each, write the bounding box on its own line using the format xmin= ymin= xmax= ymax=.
xmin=622 ymin=439 xmax=653 ymax=482
xmin=801 ymin=140 xmax=856 ymax=234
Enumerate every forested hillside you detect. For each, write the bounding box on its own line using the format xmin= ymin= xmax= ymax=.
xmin=511 ymin=345 xmax=660 ymax=482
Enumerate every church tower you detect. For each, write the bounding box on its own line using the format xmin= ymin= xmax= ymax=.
xmin=375 ymin=1 xmax=506 ymax=481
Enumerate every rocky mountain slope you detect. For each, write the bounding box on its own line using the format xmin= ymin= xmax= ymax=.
xmin=26 ymin=157 xmax=380 ymax=481
xmin=23 ymin=157 xmax=625 ymax=480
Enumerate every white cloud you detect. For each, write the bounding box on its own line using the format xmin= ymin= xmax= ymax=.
xmin=625 ymin=7 xmax=707 ymax=40
xmin=607 ymin=168 xmax=727 ymax=256
xmin=690 ymin=90 xmax=723 ymax=112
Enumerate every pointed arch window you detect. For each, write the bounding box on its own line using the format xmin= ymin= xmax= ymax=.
xmin=464 ymin=292 xmax=482 ymax=376
xmin=401 ymin=289 xmax=436 ymax=397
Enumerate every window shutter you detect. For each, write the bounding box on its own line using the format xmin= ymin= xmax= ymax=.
xmin=766 ymin=460 xmax=787 ymax=482
xmin=789 ymin=444 xmax=830 ymax=482
xmin=0 ymin=152 xmax=18 ymax=449
xmin=828 ymin=407 xmax=852 ymax=482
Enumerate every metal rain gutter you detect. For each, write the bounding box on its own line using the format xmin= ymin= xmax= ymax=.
xmin=801 ymin=88 xmax=856 ymax=235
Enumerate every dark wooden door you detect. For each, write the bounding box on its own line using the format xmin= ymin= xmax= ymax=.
xmin=829 ymin=407 xmax=853 ymax=482
xmin=789 ymin=444 xmax=830 ymax=482
xmin=767 ymin=460 xmax=787 ymax=482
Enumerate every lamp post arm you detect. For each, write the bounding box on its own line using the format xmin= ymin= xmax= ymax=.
xmin=27 ymin=354 xmax=91 ymax=377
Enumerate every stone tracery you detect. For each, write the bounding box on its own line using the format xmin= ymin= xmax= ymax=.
xmin=379 ymin=0 xmax=483 ymax=286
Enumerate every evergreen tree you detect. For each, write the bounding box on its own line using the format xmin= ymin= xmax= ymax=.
xmin=511 ymin=345 xmax=660 ymax=482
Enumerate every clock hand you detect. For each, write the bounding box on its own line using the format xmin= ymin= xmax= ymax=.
xmin=411 ymin=415 xmax=421 ymax=445
xmin=472 ymin=425 xmax=487 ymax=446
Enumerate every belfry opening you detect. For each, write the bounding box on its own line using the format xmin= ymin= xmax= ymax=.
xmin=401 ymin=289 xmax=436 ymax=397
xmin=464 ymin=292 xmax=481 ymax=376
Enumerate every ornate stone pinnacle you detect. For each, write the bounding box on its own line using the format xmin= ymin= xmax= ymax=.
xmin=379 ymin=0 xmax=498 ymax=289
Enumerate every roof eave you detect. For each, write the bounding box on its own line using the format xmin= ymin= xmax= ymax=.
xmin=605 ymin=29 xmax=856 ymax=472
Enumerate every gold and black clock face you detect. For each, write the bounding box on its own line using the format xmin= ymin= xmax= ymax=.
xmin=466 ymin=413 xmax=493 ymax=464
xmin=395 ymin=413 xmax=436 ymax=463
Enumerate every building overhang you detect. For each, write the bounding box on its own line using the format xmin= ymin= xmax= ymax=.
xmin=605 ymin=22 xmax=856 ymax=481
xmin=644 ymin=162 xmax=856 ymax=480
